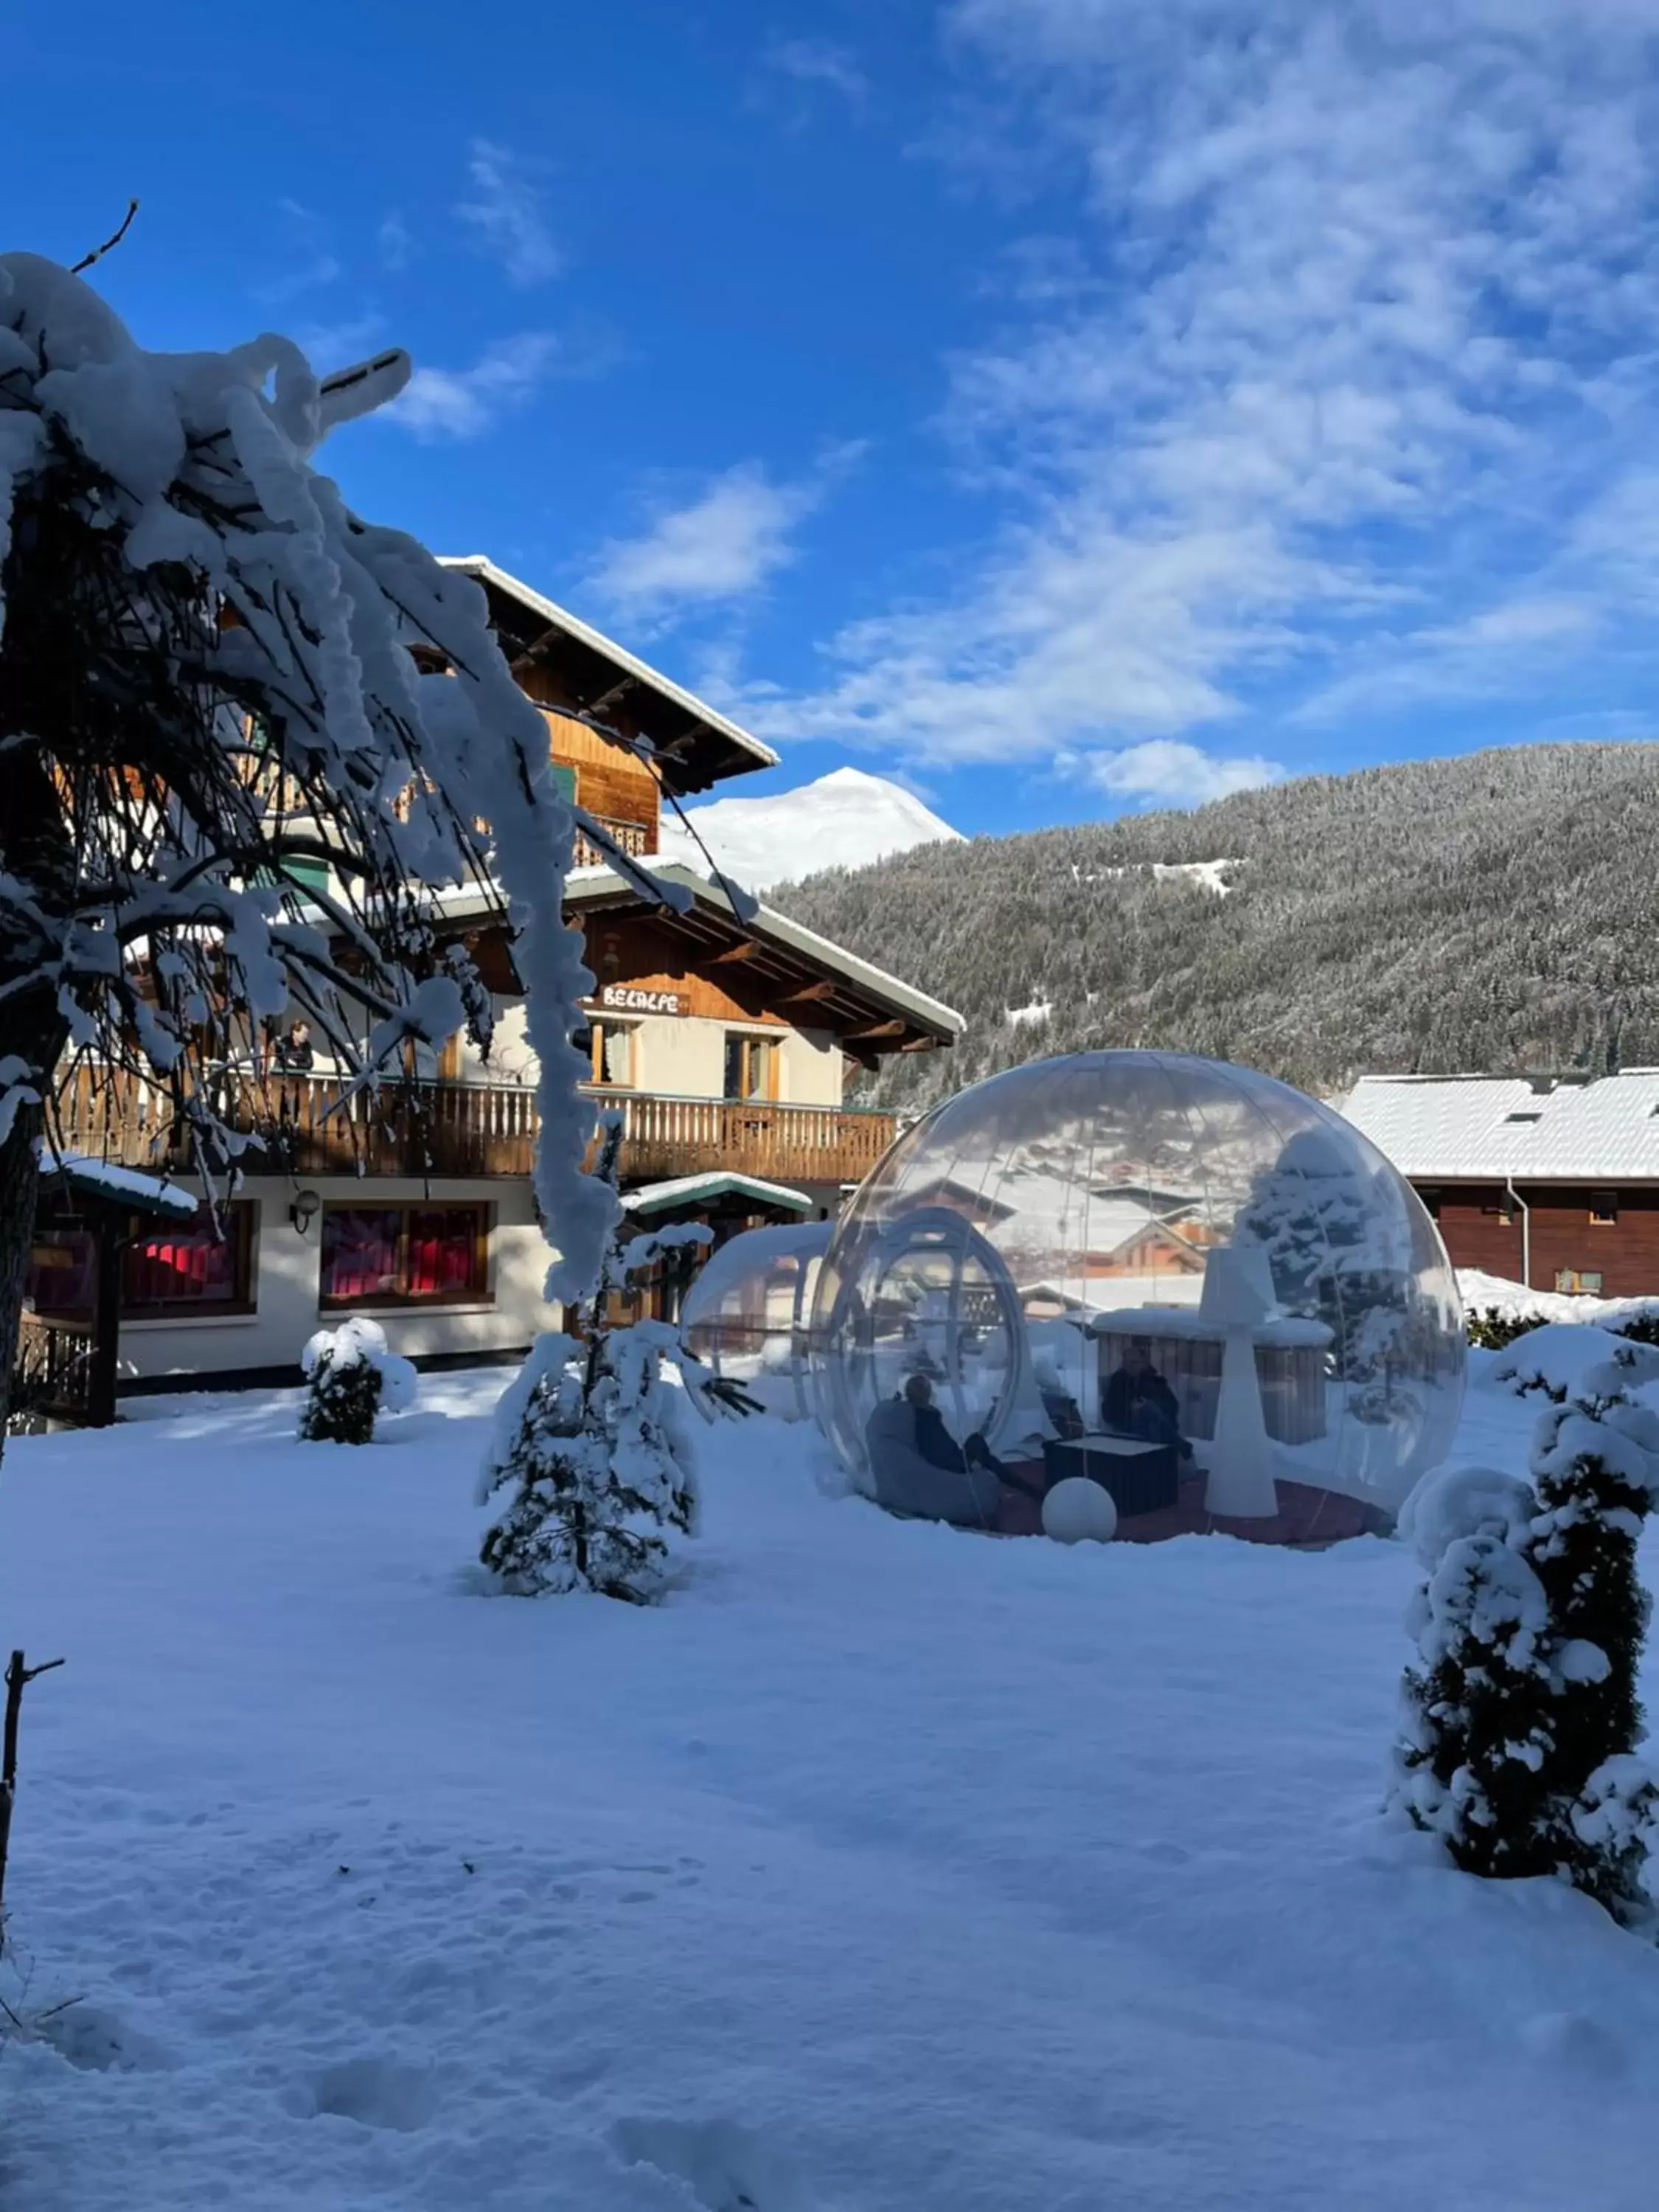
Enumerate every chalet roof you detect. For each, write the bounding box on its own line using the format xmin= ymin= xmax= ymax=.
xmin=559 ymin=860 xmax=964 ymax=1060
xmin=1340 ymin=1071 xmax=1659 ymax=1183
xmin=439 ymin=555 xmax=778 ymax=796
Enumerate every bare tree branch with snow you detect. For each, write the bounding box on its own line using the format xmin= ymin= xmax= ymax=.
xmin=0 ymin=251 xmax=613 ymax=1449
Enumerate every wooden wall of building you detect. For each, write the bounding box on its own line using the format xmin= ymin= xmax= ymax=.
xmin=1424 ymin=1181 xmax=1659 ymax=1298
xmin=580 ymin=914 xmax=793 ymax=1029
xmin=516 ymin=664 xmax=661 ymax=845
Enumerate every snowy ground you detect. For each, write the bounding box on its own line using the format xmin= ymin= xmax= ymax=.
xmin=3 ymin=1360 xmax=1659 ymax=2208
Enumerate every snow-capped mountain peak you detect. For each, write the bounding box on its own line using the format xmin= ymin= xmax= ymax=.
xmin=658 ymin=766 xmax=961 ymax=892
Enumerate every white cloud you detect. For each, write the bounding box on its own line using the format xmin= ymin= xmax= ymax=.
xmin=748 ymin=1 xmax=1659 ymax=772
xmin=390 ymin=335 xmax=560 ymax=441
xmin=760 ymin=36 xmax=869 ymax=109
xmin=585 ymin=458 xmax=851 ymax=618
xmin=253 ymin=255 xmax=341 ymax=307
xmin=292 ymin=313 xmax=388 ymax=374
xmin=1084 ymin=741 xmax=1282 ymax=807
xmin=456 ymin=140 xmax=560 ymax=287
xmin=378 ymin=213 xmax=414 ymax=271
xmin=1423 ymin=599 xmax=1599 ymax=652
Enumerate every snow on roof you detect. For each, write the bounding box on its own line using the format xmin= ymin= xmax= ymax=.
xmin=438 ymin=556 xmax=777 ymax=776
xmin=1342 ymin=1071 xmax=1659 ymax=1181
xmin=622 ymin=1172 xmax=813 ymax=1215
xmin=39 ymin=1147 xmax=200 ymax=1220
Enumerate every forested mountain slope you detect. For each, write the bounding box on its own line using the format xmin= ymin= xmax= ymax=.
xmin=773 ymin=744 xmax=1659 ymax=1107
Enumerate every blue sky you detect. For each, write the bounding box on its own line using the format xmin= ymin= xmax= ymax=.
xmin=11 ymin=0 xmax=1659 ymax=836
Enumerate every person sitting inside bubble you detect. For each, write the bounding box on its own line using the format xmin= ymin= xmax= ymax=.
xmin=1102 ymin=1338 xmax=1192 ymax=1460
xmin=902 ymin=1370 xmax=1017 ymax=1483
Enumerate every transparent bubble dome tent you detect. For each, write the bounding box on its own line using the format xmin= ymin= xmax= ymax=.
xmin=807 ymin=1051 xmax=1466 ymax=1545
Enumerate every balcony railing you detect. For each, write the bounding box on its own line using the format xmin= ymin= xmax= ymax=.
xmin=52 ymin=1065 xmax=894 ymax=1192
xmin=573 ymin=815 xmax=653 ymax=868
xmin=587 ymin=1089 xmax=895 ymax=1189
xmin=11 ymin=1311 xmax=105 ymax=1428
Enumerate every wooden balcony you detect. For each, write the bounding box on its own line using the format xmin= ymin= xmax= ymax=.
xmin=590 ymin=1090 xmax=896 ymax=1189
xmin=52 ymin=1065 xmax=894 ymax=1192
xmin=572 ymin=814 xmax=652 ymax=868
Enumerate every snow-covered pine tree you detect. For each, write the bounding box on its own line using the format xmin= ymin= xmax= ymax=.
xmin=299 ymin=1316 xmax=417 ymax=1445
xmin=1523 ymin=1354 xmax=1659 ymax=1919
xmin=1234 ymin=1124 xmax=1429 ymax=1411
xmin=1394 ymin=1464 xmax=1557 ymax=1877
xmin=476 ymin=1127 xmax=734 ymax=1601
xmin=0 ymin=251 xmax=639 ymax=1457
xmin=1395 ymin=1352 xmax=1659 ymax=1919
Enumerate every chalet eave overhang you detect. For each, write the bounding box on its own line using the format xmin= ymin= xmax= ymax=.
xmin=428 ymin=866 xmax=963 ymax=1062
xmin=563 ymin=862 xmax=961 ymax=1060
xmin=437 ymin=556 xmax=778 ymax=798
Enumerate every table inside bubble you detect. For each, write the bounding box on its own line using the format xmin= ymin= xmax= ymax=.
xmin=1042 ymin=1431 xmax=1180 ymax=1519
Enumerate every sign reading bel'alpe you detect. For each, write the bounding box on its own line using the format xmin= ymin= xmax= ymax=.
xmin=594 ymin=984 xmax=685 ymax=1016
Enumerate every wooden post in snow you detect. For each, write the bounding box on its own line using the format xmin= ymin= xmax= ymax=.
xmin=0 ymin=1649 xmax=66 ymax=1933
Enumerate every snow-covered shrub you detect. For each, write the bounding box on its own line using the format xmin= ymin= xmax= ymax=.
xmin=1466 ymin=1307 xmax=1548 ymax=1352
xmin=1394 ymin=1464 xmax=1555 ymax=1876
xmin=477 ymin=1152 xmax=745 ymax=1601
xmin=299 ymin=1317 xmax=416 ymax=1446
xmin=1492 ymin=1324 xmax=1635 ymax=1402
xmin=476 ymin=1321 xmax=700 ymax=1602
xmin=1395 ymin=1352 xmax=1659 ymax=1921
xmin=1525 ymin=1356 xmax=1659 ymax=1919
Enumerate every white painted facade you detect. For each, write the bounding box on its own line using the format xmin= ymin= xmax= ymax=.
xmin=116 ymin=1176 xmax=560 ymax=1385
xmin=467 ymin=998 xmax=843 ymax=1109
xmin=105 ymin=986 xmax=877 ymax=1387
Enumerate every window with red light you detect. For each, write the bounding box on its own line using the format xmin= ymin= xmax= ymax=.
xmin=28 ymin=1203 xmax=255 ymax=1320
xmin=319 ymin=1203 xmax=489 ymax=1309
xmin=124 ymin=1204 xmax=254 ymax=1315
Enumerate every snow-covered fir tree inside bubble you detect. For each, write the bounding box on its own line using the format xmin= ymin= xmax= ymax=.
xmin=808 ymin=1051 xmax=1465 ymax=1545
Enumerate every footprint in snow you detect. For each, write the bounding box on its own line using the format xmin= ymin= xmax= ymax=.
xmin=40 ymin=2003 xmax=169 ymax=2074
xmin=294 ymin=2056 xmax=434 ymax=2133
xmin=612 ymin=2116 xmax=815 ymax=2211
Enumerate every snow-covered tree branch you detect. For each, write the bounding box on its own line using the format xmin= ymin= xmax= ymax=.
xmin=0 ymin=251 xmax=614 ymax=1441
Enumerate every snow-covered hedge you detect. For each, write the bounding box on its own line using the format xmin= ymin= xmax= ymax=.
xmin=1395 ymin=1348 xmax=1659 ymax=1922
xmin=1490 ymin=1323 xmax=1646 ymax=1402
xmin=299 ymin=1317 xmax=417 ymax=1446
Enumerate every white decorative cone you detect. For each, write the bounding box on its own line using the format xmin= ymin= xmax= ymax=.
xmin=1205 ymin=1324 xmax=1280 ymax=1518
xmin=1199 ymin=1241 xmax=1278 ymax=1326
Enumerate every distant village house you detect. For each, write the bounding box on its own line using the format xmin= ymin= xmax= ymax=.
xmin=1342 ymin=1071 xmax=1659 ymax=1299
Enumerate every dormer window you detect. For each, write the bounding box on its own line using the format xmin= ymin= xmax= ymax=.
xmin=1504 ymin=1110 xmax=1543 ymax=1124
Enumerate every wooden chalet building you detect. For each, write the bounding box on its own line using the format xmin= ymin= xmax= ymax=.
xmin=27 ymin=559 xmax=961 ymax=1402
xmin=1341 ymin=1071 xmax=1659 ymax=1299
